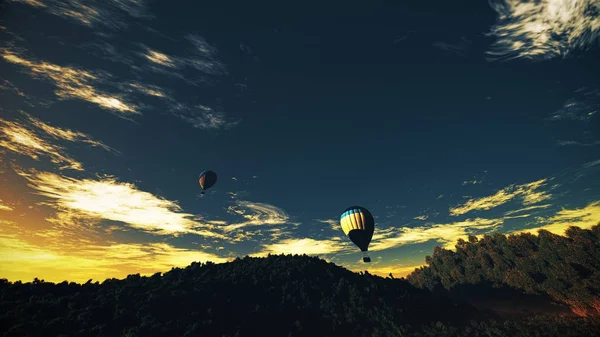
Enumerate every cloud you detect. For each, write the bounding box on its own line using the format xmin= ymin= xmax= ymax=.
xmin=314 ymin=218 xmax=339 ymax=231
xmin=462 ymin=179 xmax=483 ymax=186
xmin=0 ymin=113 xmax=115 ymax=170
xmin=413 ymin=215 xmax=429 ymax=221
xmin=138 ymin=36 xmax=225 ymax=81
xmin=486 ymin=0 xmax=600 ymax=61
xmin=222 ymin=201 xmax=295 ymax=232
xmin=144 ymin=49 xmax=178 ymax=68
xmin=503 ymin=203 xmax=552 ymax=216
xmin=513 ymin=200 xmax=600 ymax=235
xmin=8 ymin=0 xmax=152 ymax=30
xmin=548 ymin=97 xmax=598 ymax=123
xmin=1 ymin=50 xmax=138 ymax=115
xmin=251 ymin=237 xmax=350 ymax=257
xmin=432 ymin=37 xmax=471 ymax=57
xmin=557 ymin=140 xmax=600 ymax=147
xmin=122 ymin=82 xmax=169 ymax=99
xmin=0 ymin=79 xmax=29 ymax=99
xmin=17 ymin=169 xmax=225 ymax=238
xmin=0 ymin=221 xmax=227 ymax=283
xmin=0 ymin=200 xmax=12 ymax=211
xmin=24 ymin=113 xmax=117 ymax=152
xmin=370 ymin=218 xmax=504 ymax=251
xmin=548 ymin=87 xmax=600 ymax=146
xmin=171 ymin=104 xmax=240 ymax=131
xmin=449 ymin=179 xmax=550 ymax=216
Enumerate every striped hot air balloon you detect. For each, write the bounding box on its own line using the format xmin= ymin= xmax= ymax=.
xmin=340 ymin=206 xmax=375 ymax=263
xmin=198 ymin=170 xmax=217 ymax=195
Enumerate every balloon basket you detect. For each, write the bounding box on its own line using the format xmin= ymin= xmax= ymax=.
xmin=362 ymin=251 xmax=371 ymax=263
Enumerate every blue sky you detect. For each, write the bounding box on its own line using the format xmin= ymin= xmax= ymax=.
xmin=0 ymin=0 xmax=599 ymax=282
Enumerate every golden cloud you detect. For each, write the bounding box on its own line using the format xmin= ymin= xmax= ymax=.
xmin=0 ymin=199 xmax=13 ymax=211
xmin=1 ymin=51 xmax=137 ymax=114
xmin=370 ymin=218 xmax=504 ymax=252
xmin=512 ymin=200 xmax=600 ymax=235
xmin=504 ymin=203 xmax=552 ymax=216
xmin=0 ymin=222 xmax=227 ymax=283
xmin=144 ymin=49 xmax=178 ymax=68
xmin=17 ymin=169 xmax=225 ymax=238
xmin=449 ymin=179 xmax=550 ymax=216
xmin=413 ymin=215 xmax=429 ymax=221
xmin=486 ymin=0 xmax=600 ymax=60
xmin=0 ymin=117 xmax=84 ymax=170
xmin=8 ymin=0 xmax=45 ymax=8
xmin=127 ymin=82 xmax=168 ymax=98
xmin=0 ymin=113 xmax=115 ymax=170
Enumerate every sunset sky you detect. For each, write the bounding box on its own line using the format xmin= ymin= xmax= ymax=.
xmin=1 ymin=0 xmax=599 ymax=283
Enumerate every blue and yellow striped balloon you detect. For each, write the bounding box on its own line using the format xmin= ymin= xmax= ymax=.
xmin=340 ymin=206 xmax=375 ymax=262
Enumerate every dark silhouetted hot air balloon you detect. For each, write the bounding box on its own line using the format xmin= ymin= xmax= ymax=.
xmin=198 ymin=170 xmax=217 ymax=195
xmin=340 ymin=206 xmax=375 ymax=263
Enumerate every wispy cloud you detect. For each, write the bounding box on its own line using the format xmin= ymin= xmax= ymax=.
xmin=513 ymin=200 xmax=600 ymax=235
xmin=314 ymin=218 xmax=340 ymax=231
xmin=0 ymin=199 xmax=13 ymax=211
xmin=17 ymin=169 xmax=225 ymax=238
xmin=1 ymin=50 xmax=138 ymax=115
xmin=486 ymin=0 xmax=600 ymax=61
xmin=548 ymin=87 xmax=600 ymax=146
xmin=171 ymin=104 xmax=240 ymax=131
xmin=370 ymin=218 xmax=504 ymax=251
xmin=462 ymin=179 xmax=483 ymax=186
xmin=0 ymin=221 xmax=227 ymax=283
xmin=223 ymin=201 xmax=295 ymax=232
xmin=548 ymin=97 xmax=598 ymax=122
xmin=449 ymin=179 xmax=550 ymax=216
xmin=557 ymin=140 xmax=600 ymax=147
xmin=413 ymin=215 xmax=429 ymax=221
xmin=8 ymin=0 xmax=152 ymax=30
xmin=504 ymin=203 xmax=552 ymax=216
xmin=432 ymin=37 xmax=471 ymax=57
xmin=139 ymin=36 xmax=225 ymax=80
xmin=0 ymin=113 xmax=114 ymax=170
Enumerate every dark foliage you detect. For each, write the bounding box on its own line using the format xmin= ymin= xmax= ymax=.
xmin=0 ymin=254 xmax=478 ymax=337
xmin=2 ymin=254 xmax=599 ymax=336
xmin=407 ymin=223 xmax=600 ymax=317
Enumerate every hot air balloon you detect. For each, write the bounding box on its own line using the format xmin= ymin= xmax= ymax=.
xmin=340 ymin=206 xmax=375 ymax=263
xmin=198 ymin=170 xmax=217 ymax=195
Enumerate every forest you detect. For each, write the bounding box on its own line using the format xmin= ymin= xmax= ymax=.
xmin=407 ymin=223 xmax=600 ymax=318
xmin=1 ymin=224 xmax=599 ymax=337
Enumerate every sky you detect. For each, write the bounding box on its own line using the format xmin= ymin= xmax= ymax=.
xmin=0 ymin=0 xmax=599 ymax=282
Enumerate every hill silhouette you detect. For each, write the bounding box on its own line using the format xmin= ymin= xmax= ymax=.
xmin=2 ymin=253 xmax=600 ymax=336
xmin=406 ymin=223 xmax=600 ymax=318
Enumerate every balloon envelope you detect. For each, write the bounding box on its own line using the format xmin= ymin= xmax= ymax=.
xmin=339 ymin=206 xmax=375 ymax=253
xmin=198 ymin=170 xmax=217 ymax=192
